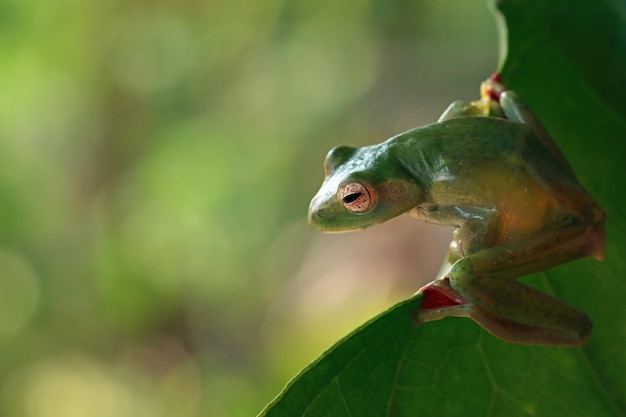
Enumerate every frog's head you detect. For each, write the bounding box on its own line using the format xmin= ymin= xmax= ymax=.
xmin=308 ymin=145 xmax=423 ymax=232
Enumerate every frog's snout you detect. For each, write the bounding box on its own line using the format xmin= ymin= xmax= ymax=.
xmin=308 ymin=188 xmax=331 ymax=228
xmin=307 ymin=206 xmax=325 ymax=228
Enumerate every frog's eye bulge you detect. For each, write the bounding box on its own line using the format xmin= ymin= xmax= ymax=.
xmin=339 ymin=182 xmax=373 ymax=212
xmin=324 ymin=146 xmax=357 ymax=175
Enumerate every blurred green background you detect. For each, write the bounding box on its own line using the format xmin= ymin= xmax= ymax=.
xmin=0 ymin=0 xmax=497 ymax=415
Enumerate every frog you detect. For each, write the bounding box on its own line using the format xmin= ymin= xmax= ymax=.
xmin=308 ymin=74 xmax=605 ymax=346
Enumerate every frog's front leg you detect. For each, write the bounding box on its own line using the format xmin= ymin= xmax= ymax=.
xmin=416 ymin=215 xmax=601 ymax=346
xmin=438 ymin=75 xmax=507 ymax=122
xmin=437 ymin=101 xmax=482 ymax=121
xmin=411 ymin=205 xmax=502 ymax=280
xmin=437 ymin=99 xmax=504 ymax=122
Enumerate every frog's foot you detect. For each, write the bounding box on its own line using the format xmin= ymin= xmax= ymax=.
xmin=417 ymin=278 xmax=465 ymax=309
xmin=413 ymin=278 xmax=473 ymax=325
xmin=461 ymin=73 xmax=507 ymax=117
xmin=480 ymin=72 xmax=506 ymax=101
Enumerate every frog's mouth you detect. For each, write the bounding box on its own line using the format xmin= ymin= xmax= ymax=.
xmin=308 ymin=191 xmax=384 ymax=233
xmin=307 ymin=206 xmax=368 ymax=233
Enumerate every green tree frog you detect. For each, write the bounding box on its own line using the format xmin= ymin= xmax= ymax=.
xmin=308 ymin=75 xmax=605 ymax=346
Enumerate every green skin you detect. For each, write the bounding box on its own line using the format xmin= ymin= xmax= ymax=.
xmin=308 ymin=89 xmax=605 ymax=346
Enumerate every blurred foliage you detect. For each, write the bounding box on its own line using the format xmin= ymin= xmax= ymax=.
xmin=0 ymin=0 xmax=496 ymax=415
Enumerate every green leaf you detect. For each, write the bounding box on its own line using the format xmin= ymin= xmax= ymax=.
xmin=260 ymin=1 xmax=626 ymax=416
xmin=260 ymin=297 xmax=620 ymax=417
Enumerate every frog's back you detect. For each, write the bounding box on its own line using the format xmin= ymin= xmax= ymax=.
xmin=394 ymin=116 xmax=586 ymax=195
xmin=393 ymin=117 xmax=602 ymax=243
xmin=393 ymin=117 xmax=538 ymax=190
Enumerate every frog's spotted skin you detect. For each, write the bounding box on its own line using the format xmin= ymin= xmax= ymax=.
xmin=308 ymin=78 xmax=605 ymax=346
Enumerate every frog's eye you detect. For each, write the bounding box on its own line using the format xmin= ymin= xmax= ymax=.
xmin=339 ymin=182 xmax=373 ymax=212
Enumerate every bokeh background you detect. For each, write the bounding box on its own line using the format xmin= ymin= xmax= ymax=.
xmin=0 ymin=1 xmax=497 ymax=415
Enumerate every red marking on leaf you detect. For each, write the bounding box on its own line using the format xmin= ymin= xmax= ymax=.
xmin=490 ymin=72 xmax=502 ymax=83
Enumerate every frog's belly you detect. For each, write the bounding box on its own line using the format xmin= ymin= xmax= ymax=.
xmin=497 ymin=184 xmax=559 ymax=242
xmin=433 ymin=170 xmax=562 ymax=242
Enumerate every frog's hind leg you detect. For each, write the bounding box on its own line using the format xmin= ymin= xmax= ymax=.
xmin=423 ymin=215 xmax=602 ymax=346
xmin=470 ymin=296 xmax=591 ymax=346
xmin=452 ymin=215 xmax=601 ymax=343
xmin=414 ymin=277 xmax=591 ymax=346
xmin=462 ymin=276 xmax=591 ymax=346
